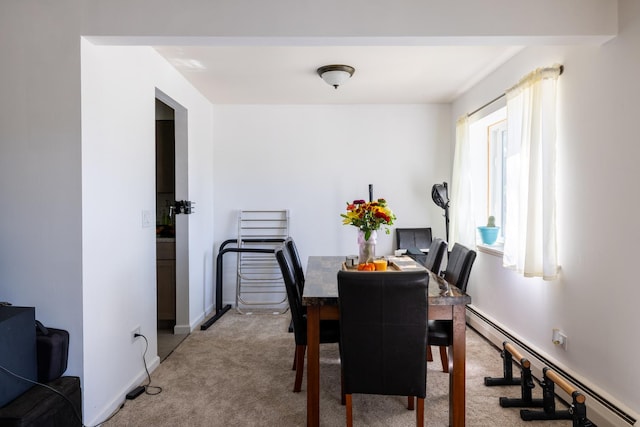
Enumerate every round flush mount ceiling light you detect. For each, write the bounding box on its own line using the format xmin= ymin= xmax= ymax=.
xmin=317 ymin=64 xmax=355 ymax=89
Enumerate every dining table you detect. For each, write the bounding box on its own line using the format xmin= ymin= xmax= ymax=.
xmin=302 ymin=255 xmax=471 ymax=427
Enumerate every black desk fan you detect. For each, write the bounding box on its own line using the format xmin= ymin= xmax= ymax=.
xmin=431 ymin=182 xmax=450 ymax=243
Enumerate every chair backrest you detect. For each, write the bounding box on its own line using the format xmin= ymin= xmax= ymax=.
xmin=423 ymin=238 xmax=447 ymax=273
xmin=337 ymin=270 xmax=429 ymax=398
xmin=274 ymin=246 xmax=306 ymax=345
xmin=442 ymin=243 xmax=476 ymax=292
xmin=396 ymin=228 xmax=432 ymax=250
xmin=284 ymin=237 xmax=305 ymax=292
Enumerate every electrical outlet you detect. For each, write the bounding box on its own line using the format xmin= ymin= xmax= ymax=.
xmin=552 ymin=328 xmax=568 ymax=350
xmin=131 ymin=326 xmax=141 ymax=343
xmin=559 ymin=332 xmax=568 ymax=350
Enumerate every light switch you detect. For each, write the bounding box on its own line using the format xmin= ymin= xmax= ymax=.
xmin=142 ymin=210 xmax=153 ymax=228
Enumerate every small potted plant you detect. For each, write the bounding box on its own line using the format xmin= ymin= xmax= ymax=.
xmin=477 ymin=215 xmax=500 ymax=245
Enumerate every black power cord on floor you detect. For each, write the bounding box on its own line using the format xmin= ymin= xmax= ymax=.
xmin=95 ymin=333 xmax=163 ymax=425
xmin=134 ymin=333 xmax=163 ymax=396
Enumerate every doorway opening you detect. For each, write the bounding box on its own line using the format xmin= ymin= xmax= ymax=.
xmin=155 ymin=95 xmax=189 ymax=361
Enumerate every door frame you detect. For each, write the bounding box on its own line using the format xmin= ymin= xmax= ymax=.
xmin=155 ymin=88 xmax=190 ymax=334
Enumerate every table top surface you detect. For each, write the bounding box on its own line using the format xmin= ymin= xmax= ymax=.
xmin=302 ymin=255 xmax=471 ymax=307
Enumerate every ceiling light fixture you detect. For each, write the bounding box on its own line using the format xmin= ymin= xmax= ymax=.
xmin=317 ymin=64 xmax=355 ymax=89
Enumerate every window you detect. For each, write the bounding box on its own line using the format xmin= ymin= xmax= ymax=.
xmin=452 ymin=65 xmax=561 ymax=278
xmin=469 ymin=106 xmax=507 ymax=248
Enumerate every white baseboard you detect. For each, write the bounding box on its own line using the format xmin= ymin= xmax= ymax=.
xmin=174 ymin=307 xmax=211 ymax=334
xmin=466 ymin=305 xmax=637 ymax=427
xmin=174 ymin=323 xmax=191 ymax=335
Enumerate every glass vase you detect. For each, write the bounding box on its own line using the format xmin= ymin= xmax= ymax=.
xmin=358 ymin=229 xmax=377 ymax=264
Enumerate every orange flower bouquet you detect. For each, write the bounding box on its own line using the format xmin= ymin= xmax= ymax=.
xmin=340 ymin=198 xmax=396 ymax=241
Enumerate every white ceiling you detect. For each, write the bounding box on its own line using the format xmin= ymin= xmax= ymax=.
xmin=153 ymin=45 xmax=524 ymax=104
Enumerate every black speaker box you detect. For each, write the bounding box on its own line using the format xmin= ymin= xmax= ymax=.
xmin=0 ymin=306 xmax=37 ymax=408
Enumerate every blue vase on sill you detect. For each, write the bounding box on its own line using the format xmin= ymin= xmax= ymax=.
xmin=477 ymin=226 xmax=500 ymax=245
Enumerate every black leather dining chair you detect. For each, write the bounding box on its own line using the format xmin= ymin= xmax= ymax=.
xmin=422 ymin=238 xmax=447 ymax=273
xmin=284 ymin=237 xmax=305 ymax=294
xmin=427 ymin=243 xmax=476 ymax=373
xmin=274 ymin=246 xmax=341 ymax=393
xmin=396 ymin=228 xmax=433 ymax=266
xmin=337 ymin=270 xmax=429 ymax=427
xmin=283 ymin=237 xmax=304 ymax=333
xmin=395 ymin=227 xmax=433 ymax=251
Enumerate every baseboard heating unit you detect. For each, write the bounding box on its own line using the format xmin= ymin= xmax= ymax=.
xmin=466 ymin=305 xmax=637 ymax=427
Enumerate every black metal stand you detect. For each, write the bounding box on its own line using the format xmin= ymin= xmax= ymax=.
xmin=484 ymin=341 xmax=543 ymax=408
xmin=200 ymin=238 xmax=285 ymax=330
xmin=520 ymin=368 xmax=594 ymax=426
xmin=431 ymin=182 xmax=449 ymax=244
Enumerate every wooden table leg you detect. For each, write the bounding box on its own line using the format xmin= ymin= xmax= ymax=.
xmin=307 ymin=305 xmax=320 ymax=427
xmin=449 ymin=304 xmax=466 ymax=426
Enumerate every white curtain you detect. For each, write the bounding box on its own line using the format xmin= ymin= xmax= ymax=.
xmin=503 ymin=65 xmax=561 ymax=280
xmin=449 ymin=115 xmax=476 ymax=249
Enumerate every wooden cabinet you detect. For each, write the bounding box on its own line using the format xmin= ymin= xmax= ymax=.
xmin=157 ymin=240 xmax=176 ymax=323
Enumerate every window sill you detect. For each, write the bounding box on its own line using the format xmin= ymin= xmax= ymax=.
xmin=476 ymin=242 xmax=504 ymax=257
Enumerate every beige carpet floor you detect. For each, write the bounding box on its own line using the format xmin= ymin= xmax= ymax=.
xmin=104 ymin=311 xmax=572 ymax=426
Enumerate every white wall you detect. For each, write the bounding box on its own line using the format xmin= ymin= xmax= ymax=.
xmin=451 ymin=0 xmax=640 ymax=421
xmin=212 ymin=105 xmax=451 ymax=305
xmin=81 ymin=41 xmax=213 ymax=423
xmin=0 ymin=0 xmax=623 ymax=425
xmin=0 ymin=0 xmax=85 ymax=395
